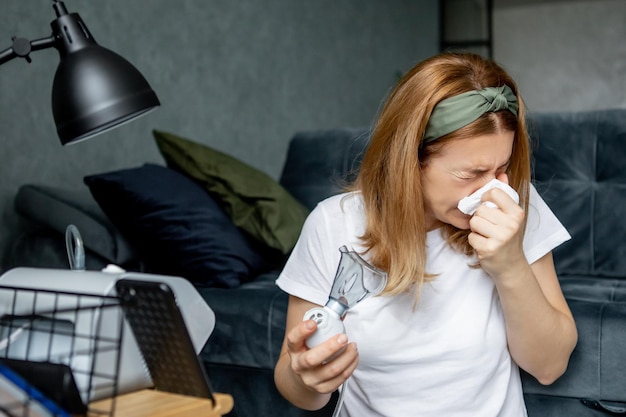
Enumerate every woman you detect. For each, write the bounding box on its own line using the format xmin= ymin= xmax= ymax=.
xmin=273 ymin=52 xmax=577 ymax=416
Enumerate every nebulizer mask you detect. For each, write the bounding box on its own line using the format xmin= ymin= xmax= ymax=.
xmin=303 ymin=246 xmax=387 ymax=348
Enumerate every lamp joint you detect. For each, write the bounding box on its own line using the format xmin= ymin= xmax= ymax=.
xmin=10 ymin=37 xmax=32 ymax=63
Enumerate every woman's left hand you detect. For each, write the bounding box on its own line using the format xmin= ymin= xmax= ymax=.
xmin=467 ymin=174 xmax=527 ymax=279
xmin=466 ymin=174 xmax=577 ymax=384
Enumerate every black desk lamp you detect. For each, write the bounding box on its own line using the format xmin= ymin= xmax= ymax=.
xmin=0 ymin=0 xmax=160 ymax=145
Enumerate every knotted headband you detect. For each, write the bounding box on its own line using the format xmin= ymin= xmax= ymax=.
xmin=423 ymin=85 xmax=519 ymax=144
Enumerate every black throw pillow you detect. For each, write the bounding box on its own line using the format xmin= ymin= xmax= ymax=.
xmin=84 ymin=164 xmax=275 ymax=288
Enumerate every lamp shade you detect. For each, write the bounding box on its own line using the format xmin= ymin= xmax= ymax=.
xmin=50 ymin=6 xmax=160 ymax=145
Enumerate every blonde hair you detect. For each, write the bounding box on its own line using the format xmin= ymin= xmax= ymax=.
xmin=353 ymin=52 xmax=531 ymax=298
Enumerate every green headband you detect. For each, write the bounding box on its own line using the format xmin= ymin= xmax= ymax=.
xmin=423 ymin=85 xmax=519 ymax=144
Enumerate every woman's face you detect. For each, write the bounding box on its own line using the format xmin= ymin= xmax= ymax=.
xmin=420 ymin=131 xmax=515 ymax=231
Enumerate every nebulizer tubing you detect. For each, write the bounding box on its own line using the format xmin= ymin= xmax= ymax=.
xmin=65 ymin=224 xmax=85 ymax=271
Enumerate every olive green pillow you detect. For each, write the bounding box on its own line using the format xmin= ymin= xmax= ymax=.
xmin=153 ymin=130 xmax=309 ymax=255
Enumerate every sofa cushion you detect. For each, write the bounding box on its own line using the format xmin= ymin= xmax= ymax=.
xmin=530 ymin=109 xmax=626 ymax=279
xmin=198 ymin=272 xmax=287 ymax=369
xmin=153 ymin=130 xmax=310 ymax=255
xmin=84 ymin=163 xmax=273 ymax=288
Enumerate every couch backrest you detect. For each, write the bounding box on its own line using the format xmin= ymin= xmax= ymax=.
xmin=281 ymin=108 xmax=626 ymax=279
xmin=530 ymin=108 xmax=626 ymax=279
xmin=279 ymin=128 xmax=369 ymax=211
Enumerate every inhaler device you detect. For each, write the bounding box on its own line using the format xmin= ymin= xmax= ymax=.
xmin=303 ymin=246 xmax=388 ymax=348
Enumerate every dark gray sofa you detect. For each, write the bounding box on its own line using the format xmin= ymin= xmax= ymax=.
xmin=3 ymin=109 xmax=626 ymax=416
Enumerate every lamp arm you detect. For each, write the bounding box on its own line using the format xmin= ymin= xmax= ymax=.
xmin=0 ymin=35 xmax=56 ymax=66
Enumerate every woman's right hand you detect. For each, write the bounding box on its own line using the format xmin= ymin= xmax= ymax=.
xmin=275 ymin=296 xmax=358 ymax=410
xmin=286 ymin=318 xmax=359 ymax=394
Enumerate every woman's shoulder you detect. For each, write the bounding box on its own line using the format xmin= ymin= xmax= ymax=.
xmin=313 ymin=191 xmax=364 ymax=215
xmin=301 ymin=191 xmax=366 ymax=242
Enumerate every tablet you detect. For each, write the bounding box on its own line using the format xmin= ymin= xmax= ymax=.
xmin=115 ymin=279 xmax=215 ymax=402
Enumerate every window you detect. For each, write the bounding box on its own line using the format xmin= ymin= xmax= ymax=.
xmin=440 ymin=0 xmax=493 ymax=58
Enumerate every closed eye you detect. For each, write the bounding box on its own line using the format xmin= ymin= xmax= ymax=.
xmin=459 ymin=170 xmax=489 ymax=180
xmin=458 ymin=161 xmax=510 ymax=181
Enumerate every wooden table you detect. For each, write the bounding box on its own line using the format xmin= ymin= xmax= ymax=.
xmin=89 ymin=389 xmax=234 ymax=417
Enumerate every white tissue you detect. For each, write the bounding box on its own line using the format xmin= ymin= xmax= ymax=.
xmin=457 ymin=179 xmax=519 ymax=215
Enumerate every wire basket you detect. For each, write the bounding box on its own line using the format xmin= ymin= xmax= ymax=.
xmin=0 ymin=285 xmax=124 ymax=417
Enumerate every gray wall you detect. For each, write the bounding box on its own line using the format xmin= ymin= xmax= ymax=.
xmin=494 ymin=0 xmax=626 ymax=112
xmin=0 ymin=0 xmax=439 ymax=264
xmin=4 ymin=0 xmax=622 ymax=267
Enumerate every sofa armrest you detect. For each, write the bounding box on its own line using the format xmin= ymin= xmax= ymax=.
xmin=522 ymin=298 xmax=626 ymax=405
xmin=13 ymin=184 xmax=137 ymax=266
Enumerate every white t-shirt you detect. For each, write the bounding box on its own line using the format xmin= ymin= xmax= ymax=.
xmin=276 ymin=185 xmax=570 ymax=417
